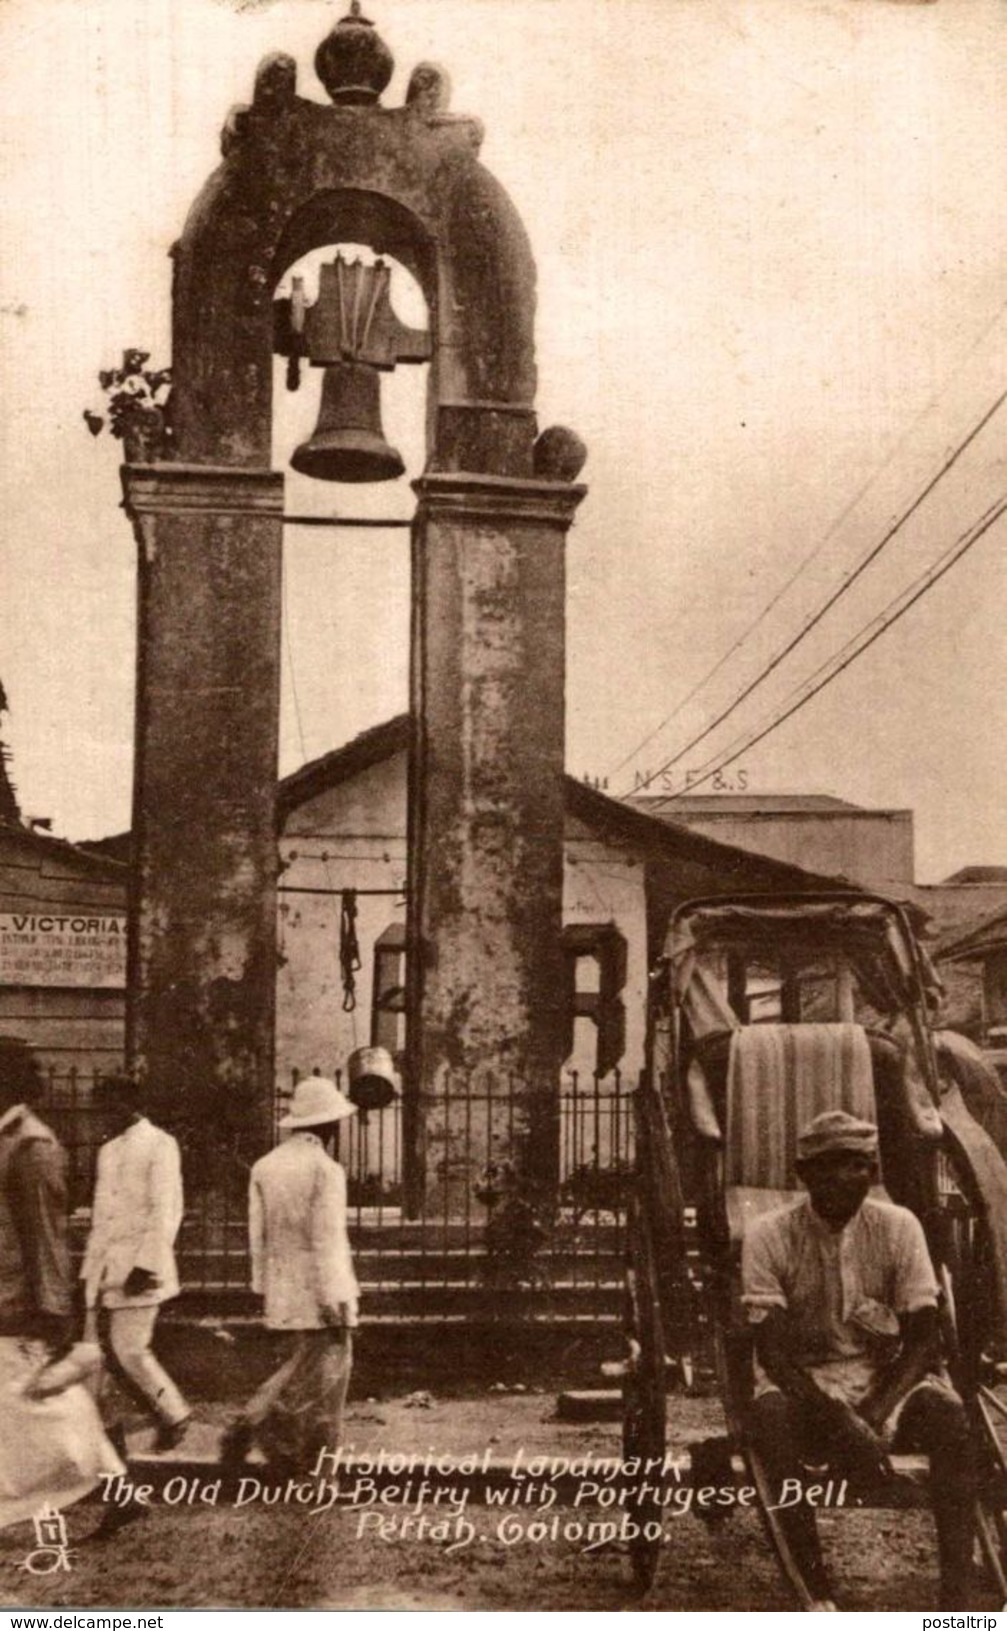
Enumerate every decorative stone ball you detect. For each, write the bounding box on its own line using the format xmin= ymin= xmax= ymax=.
xmin=406 ymin=62 xmax=451 ymax=117
xmin=533 ymin=425 xmax=588 ymax=483
xmin=254 ymin=52 xmax=297 ymax=109
xmin=315 ymin=1 xmax=394 ymax=107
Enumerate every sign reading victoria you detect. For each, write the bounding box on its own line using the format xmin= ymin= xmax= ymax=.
xmin=0 ymin=913 xmax=127 ymax=989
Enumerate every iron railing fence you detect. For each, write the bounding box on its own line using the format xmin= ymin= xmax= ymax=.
xmin=278 ymin=1065 xmax=635 ymax=1212
xmin=37 ymin=1065 xmax=110 ymax=1211
xmin=276 ymin=1068 xmax=634 ymax=1319
xmin=36 ymin=1067 xmax=636 ymax=1319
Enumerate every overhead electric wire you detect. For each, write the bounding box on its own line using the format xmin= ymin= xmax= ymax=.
xmin=665 ymin=492 xmax=1006 ymax=797
xmin=606 ymin=458 xmax=900 ymax=780
xmin=650 ymin=491 xmax=1007 ymax=803
xmin=614 ymin=296 xmax=1007 ymax=791
xmin=764 ymin=494 xmax=1004 ymax=708
xmin=281 ymin=563 xmax=310 ymax=763
xmin=626 ymin=381 xmax=1007 ymax=797
xmin=628 ymin=382 xmax=1007 ymax=796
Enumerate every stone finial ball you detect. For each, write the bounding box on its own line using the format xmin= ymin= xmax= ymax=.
xmin=316 ymin=2 xmax=394 ymax=107
xmin=406 ymin=62 xmax=451 ymax=116
xmin=533 ymin=425 xmax=588 ymax=483
xmin=254 ymin=53 xmax=297 ymax=109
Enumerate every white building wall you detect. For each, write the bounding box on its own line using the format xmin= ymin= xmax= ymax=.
xmin=276 ymin=754 xmax=407 ymax=1088
xmin=276 ymin=759 xmax=650 ymax=1092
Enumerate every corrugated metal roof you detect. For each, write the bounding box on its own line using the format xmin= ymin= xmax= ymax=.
xmin=82 ymin=719 xmax=878 ymax=900
xmin=901 ymin=883 xmax=1007 ymax=956
xmin=628 ymin=793 xmax=887 ymax=815
xmin=275 ymin=716 xmax=849 ymax=892
xmin=941 ymin=866 xmax=1007 ymax=885
xmin=0 ymin=818 xmax=127 ymax=877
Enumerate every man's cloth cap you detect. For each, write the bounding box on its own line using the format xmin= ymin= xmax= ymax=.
xmin=279 ymin=1076 xmax=357 ymax=1129
xmin=796 ymin=1108 xmax=878 ymax=1162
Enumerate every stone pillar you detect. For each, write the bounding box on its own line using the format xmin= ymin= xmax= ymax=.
xmin=122 ymin=464 xmax=284 ymax=1180
xmin=407 ymin=470 xmax=586 ymax=1214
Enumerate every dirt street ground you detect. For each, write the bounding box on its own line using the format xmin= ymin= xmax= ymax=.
xmin=1 ymin=1393 xmax=1000 ymax=1612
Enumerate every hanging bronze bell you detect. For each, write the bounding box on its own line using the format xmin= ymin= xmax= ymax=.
xmin=291 ymin=360 xmax=405 ymax=483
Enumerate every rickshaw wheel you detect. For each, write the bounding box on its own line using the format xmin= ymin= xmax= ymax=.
xmin=709 ymin=1326 xmax=821 ymax=1610
xmin=622 ymin=1191 xmax=667 ymax=1593
xmin=937 ymin=1138 xmax=1007 ymax=1598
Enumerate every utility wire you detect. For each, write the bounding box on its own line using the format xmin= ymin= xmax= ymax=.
xmin=607 ymin=462 xmax=893 ymax=780
xmin=652 ymin=491 xmax=1007 ymax=803
xmin=616 ymin=308 xmax=1007 ymax=791
xmin=627 ymin=383 xmax=1007 ymax=796
xmin=281 ymin=560 xmax=310 ymax=764
xmin=759 ymin=497 xmax=1003 ymax=710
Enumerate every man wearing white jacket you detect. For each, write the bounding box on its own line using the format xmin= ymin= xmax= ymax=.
xmin=81 ymin=1076 xmax=190 ymax=1452
xmin=221 ymin=1075 xmax=358 ymax=1475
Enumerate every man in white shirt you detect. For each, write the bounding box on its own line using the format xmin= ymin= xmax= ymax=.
xmin=742 ymin=1109 xmax=975 ymax=1610
xmin=81 ymin=1075 xmax=189 ymax=1452
xmin=221 ymin=1075 xmax=358 ymax=1476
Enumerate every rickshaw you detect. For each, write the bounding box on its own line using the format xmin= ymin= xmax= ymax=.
xmin=622 ymin=891 xmax=1007 ymax=1605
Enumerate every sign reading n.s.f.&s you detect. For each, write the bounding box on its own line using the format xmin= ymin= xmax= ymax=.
xmin=0 ymin=913 xmax=127 ymax=988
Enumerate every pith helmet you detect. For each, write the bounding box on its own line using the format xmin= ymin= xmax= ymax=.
xmin=279 ymin=1076 xmax=357 ymax=1130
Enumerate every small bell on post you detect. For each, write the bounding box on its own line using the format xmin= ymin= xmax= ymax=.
xmin=346 ymin=1045 xmax=399 ymax=1122
xmin=274 ymin=253 xmax=431 ymax=485
xmin=292 ymin=362 xmax=405 ymax=483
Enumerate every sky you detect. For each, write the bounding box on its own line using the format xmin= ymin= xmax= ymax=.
xmin=1 ymin=0 xmax=1005 ymax=883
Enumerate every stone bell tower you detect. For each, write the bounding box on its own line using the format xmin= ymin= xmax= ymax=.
xmin=121 ymin=5 xmax=586 ymax=1195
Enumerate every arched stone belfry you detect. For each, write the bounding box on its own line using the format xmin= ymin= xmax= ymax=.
xmin=122 ymin=5 xmax=586 ymax=1198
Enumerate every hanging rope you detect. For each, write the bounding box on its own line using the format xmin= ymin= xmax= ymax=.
xmin=339 ymin=888 xmax=362 ymax=1012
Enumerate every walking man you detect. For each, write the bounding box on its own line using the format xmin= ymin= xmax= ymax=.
xmin=81 ymin=1074 xmax=190 ymax=1451
xmin=743 ymin=1109 xmax=976 ymax=1609
xmin=222 ymin=1076 xmax=358 ymax=1475
xmin=0 ymin=1035 xmax=122 ymax=1528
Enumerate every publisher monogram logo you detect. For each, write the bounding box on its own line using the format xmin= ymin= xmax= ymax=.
xmin=19 ymin=1505 xmax=74 ymax=1575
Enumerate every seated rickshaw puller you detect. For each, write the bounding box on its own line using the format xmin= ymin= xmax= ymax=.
xmin=741 ymin=1109 xmax=976 ymax=1610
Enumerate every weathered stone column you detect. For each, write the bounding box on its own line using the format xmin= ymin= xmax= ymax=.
xmin=129 ymin=3 xmax=584 ymax=1212
xmin=407 ymin=466 xmax=586 ymax=1214
xmin=122 ymin=464 xmax=284 ymax=1178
